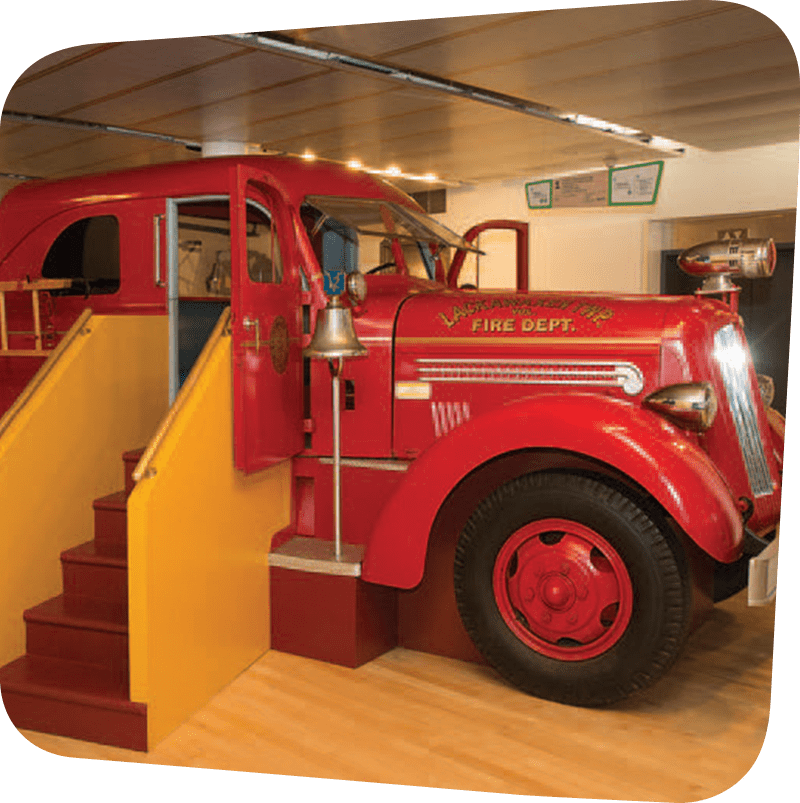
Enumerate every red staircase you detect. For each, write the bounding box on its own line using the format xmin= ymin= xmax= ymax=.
xmin=0 ymin=449 xmax=148 ymax=751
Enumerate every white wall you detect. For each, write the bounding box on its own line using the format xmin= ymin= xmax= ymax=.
xmin=437 ymin=141 xmax=800 ymax=293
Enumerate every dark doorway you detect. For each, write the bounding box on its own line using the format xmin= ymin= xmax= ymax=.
xmin=661 ymin=244 xmax=794 ymax=416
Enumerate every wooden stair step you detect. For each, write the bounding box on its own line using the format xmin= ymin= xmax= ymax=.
xmin=61 ymin=541 xmax=127 ymax=604
xmin=24 ymin=594 xmax=128 ymax=632
xmin=0 ymin=654 xmax=147 ymax=751
xmin=93 ymin=490 xmax=128 ymax=547
xmin=23 ymin=595 xmax=128 ymax=672
xmin=63 ymin=540 xmax=127 ymax=565
xmin=93 ymin=490 xmax=128 ymax=512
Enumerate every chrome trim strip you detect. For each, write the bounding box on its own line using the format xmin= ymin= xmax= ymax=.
xmin=416 ymin=358 xmax=645 ymax=396
xmin=319 ymin=457 xmax=410 ymax=472
xmin=714 ymin=325 xmax=773 ymax=497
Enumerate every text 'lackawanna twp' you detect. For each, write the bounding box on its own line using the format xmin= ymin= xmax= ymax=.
xmin=438 ymin=297 xmax=615 ymax=331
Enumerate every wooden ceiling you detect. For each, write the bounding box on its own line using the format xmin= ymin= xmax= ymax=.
xmin=1 ymin=1 xmax=798 ymax=196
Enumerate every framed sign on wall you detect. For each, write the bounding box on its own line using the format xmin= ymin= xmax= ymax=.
xmin=608 ymin=161 xmax=664 ymax=206
xmin=525 ymin=179 xmax=553 ymax=209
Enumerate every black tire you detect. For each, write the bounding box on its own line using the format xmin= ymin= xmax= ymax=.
xmin=454 ymin=472 xmax=692 ymax=707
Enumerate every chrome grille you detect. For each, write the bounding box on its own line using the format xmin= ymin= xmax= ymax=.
xmin=416 ymin=358 xmax=645 ymax=396
xmin=713 ymin=325 xmax=773 ymax=497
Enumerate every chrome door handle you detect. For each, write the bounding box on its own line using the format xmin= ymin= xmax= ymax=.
xmin=243 ymin=316 xmax=261 ymax=354
xmin=153 ymin=214 xmax=165 ymax=288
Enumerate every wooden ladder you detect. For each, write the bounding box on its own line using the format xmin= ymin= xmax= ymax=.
xmin=0 ymin=279 xmax=70 ymax=355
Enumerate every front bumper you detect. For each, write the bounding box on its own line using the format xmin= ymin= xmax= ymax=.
xmin=748 ymin=535 xmax=778 ymax=606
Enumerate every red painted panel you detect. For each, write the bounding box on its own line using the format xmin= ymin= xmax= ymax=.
xmin=291 ymin=456 xmax=407 ymax=545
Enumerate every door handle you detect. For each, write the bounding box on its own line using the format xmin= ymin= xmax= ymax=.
xmin=243 ymin=316 xmax=261 ymax=354
xmin=153 ymin=214 xmax=166 ymax=288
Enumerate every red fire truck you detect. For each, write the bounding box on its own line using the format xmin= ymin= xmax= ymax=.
xmin=0 ymin=155 xmax=782 ymax=708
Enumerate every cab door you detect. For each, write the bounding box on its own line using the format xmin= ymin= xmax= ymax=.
xmin=230 ymin=166 xmax=304 ymax=472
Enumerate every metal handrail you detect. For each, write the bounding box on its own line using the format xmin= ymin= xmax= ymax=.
xmin=133 ymin=306 xmax=231 ymax=483
xmin=0 ymin=308 xmax=93 ymax=441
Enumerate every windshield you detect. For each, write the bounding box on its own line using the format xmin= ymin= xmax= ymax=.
xmin=301 ymin=196 xmax=476 ymax=282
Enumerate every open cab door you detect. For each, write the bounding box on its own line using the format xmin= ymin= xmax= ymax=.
xmin=230 ymin=165 xmax=304 ymax=472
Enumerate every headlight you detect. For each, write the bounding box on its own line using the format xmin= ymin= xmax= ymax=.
xmin=643 ymin=382 xmax=718 ymax=431
xmin=757 ymin=374 xmax=775 ymax=409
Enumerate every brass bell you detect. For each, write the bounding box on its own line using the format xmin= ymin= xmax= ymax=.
xmin=304 ymin=295 xmax=368 ymax=360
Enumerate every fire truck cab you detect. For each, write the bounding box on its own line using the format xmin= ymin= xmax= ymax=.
xmin=0 ymin=155 xmax=783 ymax=708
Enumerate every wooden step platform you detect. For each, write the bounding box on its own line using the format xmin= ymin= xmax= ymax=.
xmin=269 ymin=536 xmax=398 ymax=668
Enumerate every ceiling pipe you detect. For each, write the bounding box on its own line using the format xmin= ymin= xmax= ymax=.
xmin=0 ymin=171 xmax=42 ymax=181
xmin=220 ymin=31 xmax=685 ymax=157
xmin=1 ymin=110 xmax=203 ymax=152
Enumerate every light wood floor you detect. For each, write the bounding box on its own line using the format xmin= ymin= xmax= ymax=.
xmin=7 ymin=590 xmax=778 ymax=802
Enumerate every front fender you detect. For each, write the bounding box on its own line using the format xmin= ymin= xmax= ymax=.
xmin=362 ymin=393 xmax=743 ymax=588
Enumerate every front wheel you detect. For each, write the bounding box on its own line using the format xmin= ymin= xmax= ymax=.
xmin=454 ymin=472 xmax=692 ymax=706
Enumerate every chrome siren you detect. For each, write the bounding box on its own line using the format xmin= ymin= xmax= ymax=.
xmin=678 ymin=238 xmax=776 ymax=295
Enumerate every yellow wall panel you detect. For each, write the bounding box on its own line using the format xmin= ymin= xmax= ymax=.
xmin=127 ymin=334 xmax=291 ymax=747
xmin=0 ymin=315 xmax=168 ymax=667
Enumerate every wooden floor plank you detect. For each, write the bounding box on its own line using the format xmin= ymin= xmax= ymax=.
xmin=11 ymin=589 xmax=776 ymax=802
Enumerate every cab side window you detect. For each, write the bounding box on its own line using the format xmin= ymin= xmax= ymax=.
xmin=178 ymin=200 xmax=283 ymax=295
xmin=246 ymin=202 xmax=284 ymax=284
xmin=42 ymin=215 xmax=120 ymax=295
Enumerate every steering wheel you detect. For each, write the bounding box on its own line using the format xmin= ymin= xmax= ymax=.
xmin=366 ymin=261 xmax=396 ymax=275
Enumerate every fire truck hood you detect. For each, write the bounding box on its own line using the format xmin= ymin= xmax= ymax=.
xmin=393 ymin=288 xmax=704 ymax=350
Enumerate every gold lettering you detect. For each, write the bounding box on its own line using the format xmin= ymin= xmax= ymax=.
xmin=522 ymin=318 xmax=534 ymax=332
xmin=536 ymin=319 xmax=547 ymax=332
xmin=491 ymin=319 xmax=503 ymax=332
xmin=438 ymin=311 xmax=455 ymax=328
xmin=562 ymin=318 xmax=572 ymax=332
xmin=578 ymin=304 xmax=602 ymax=319
xmin=503 ymin=319 xmax=515 ymax=332
xmin=592 ymin=309 xmax=614 ymax=326
xmin=549 ymin=318 xmax=560 ymax=332
xmin=472 ymin=319 xmax=482 ymax=333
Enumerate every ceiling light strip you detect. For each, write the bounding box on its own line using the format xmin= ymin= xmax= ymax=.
xmin=1 ymin=110 xmax=202 ymax=152
xmin=223 ymin=32 xmax=685 ymax=156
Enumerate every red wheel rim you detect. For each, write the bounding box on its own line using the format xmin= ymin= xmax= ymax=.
xmin=492 ymin=518 xmax=634 ymax=661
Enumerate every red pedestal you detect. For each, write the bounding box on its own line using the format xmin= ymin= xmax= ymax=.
xmin=270 ymin=540 xmax=397 ymax=668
